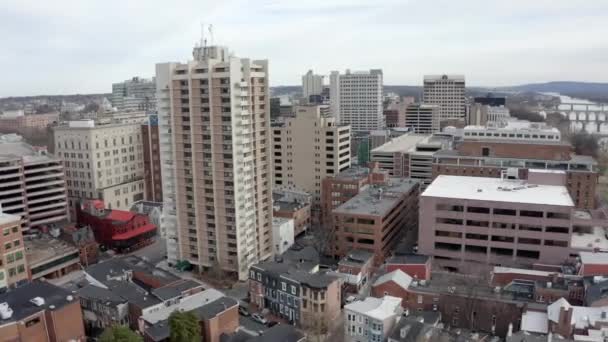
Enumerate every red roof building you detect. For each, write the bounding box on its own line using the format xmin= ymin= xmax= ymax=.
xmin=77 ymin=200 xmax=156 ymax=253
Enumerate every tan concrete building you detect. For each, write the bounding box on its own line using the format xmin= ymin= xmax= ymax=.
xmin=156 ymin=45 xmax=272 ymax=279
xmin=272 ymin=104 xmax=351 ymax=217
xmin=0 ymin=213 xmax=28 ymax=291
xmin=53 ymin=120 xmax=145 ymax=217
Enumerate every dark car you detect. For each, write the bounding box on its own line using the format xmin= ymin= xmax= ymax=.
xmin=266 ymin=321 xmax=279 ymax=328
xmin=238 ymin=306 xmax=250 ymax=316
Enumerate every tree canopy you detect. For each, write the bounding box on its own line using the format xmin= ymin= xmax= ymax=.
xmin=169 ymin=310 xmax=201 ymax=342
xmin=99 ymin=326 xmax=143 ymax=342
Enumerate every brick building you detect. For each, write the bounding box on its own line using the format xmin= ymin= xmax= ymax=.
xmin=273 ymin=190 xmax=311 ymax=237
xmin=248 ymin=257 xmax=342 ymax=329
xmin=320 ymin=163 xmax=389 ymax=229
xmin=433 ymin=137 xmax=599 ymax=209
xmin=142 ymin=114 xmax=163 ymax=202
xmin=77 ymin=200 xmax=156 ymax=253
xmin=336 ymin=249 xmax=374 ymax=293
xmin=385 ymin=254 xmax=431 ymax=281
xmin=0 ymin=112 xmax=59 ymax=131
xmin=332 ymin=178 xmax=419 ymax=264
xmin=0 ymin=281 xmax=86 ymax=342
xmin=141 ymin=289 xmax=238 ymax=342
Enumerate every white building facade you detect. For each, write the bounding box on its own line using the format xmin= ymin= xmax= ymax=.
xmin=302 ymin=70 xmax=324 ymax=100
xmin=344 ymin=296 xmax=403 ymax=342
xmin=330 ymin=69 xmax=385 ymax=132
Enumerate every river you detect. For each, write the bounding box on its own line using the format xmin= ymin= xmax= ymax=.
xmin=543 ymin=92 xmax=606 ymax=111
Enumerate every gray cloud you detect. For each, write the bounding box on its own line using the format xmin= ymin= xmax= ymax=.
xmin=1 ymin=0 xmax=607 ymax=96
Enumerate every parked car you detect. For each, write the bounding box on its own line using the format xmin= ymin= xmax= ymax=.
xmin=238 ymin=306 xmax=250 ymax=316
xmin=266 ymin=321 xmax=279 ymax=328
xmin=252 ymin=313 xmax=268 ymax=325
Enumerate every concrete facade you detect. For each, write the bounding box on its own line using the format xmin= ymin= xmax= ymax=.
xmin=272 ymin=104 xmax=351 ymax=217
xmin=330 ymin=69 xmax=385 ymax=132
xmin=0 ymin=213 xmax=28 ymax=291
xmin=419 ymin=175 xmax=608 ymax=271
xmin=423 ymin=75 xmax=466 ymax=122
xmin=0 ymin=134 xmax=68 ymax=230
xmin=54 ymin=121 xmax=145 ymax=217
xmin=156 ymin=45 xmax=272 ymax=279
xmin=404 ymin=103 xmax=440 ymax=134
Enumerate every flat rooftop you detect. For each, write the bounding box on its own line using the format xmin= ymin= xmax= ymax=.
xmin=571 ymin=227 xmax=608 ymax=251
xmin=334 ymin=166 xmax=373 ymax=180
xmin=333 ymin=178 xmax=419 ymax=217
xmin=0 ymin=281 xmax=76 ymax=325
xmin=422 ymin=175 xmax=574 ymax=207
xmin=371 ymin=134 xmax=430 ymax=153
xmin=25 ymin=235 xmax=79 ymax=268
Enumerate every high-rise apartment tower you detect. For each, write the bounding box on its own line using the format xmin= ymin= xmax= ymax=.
xmin=156 ymin=45 xmax=272 ymax=280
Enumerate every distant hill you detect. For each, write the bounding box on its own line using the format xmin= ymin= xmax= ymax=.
xmin=496 ymin=81 xmax=608 ymax=103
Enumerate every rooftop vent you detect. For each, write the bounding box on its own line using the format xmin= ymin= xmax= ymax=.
xmin=30 ymin=297 xmax=45 ymax=307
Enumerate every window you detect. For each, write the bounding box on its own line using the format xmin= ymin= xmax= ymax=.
xmin=282 ymin=282 xmax=287 ymax=291
xmin=291 ymin=285 xmax=296 ymax=295
xmin=25 ymin=317 xmax=40 ymax=327
xmin=482 ymin=147 xmax=490 ymax=156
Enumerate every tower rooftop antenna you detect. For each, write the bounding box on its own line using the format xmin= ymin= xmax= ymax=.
xmin=209 ymin=24 xmax=214 ymax=46
xmin=200 ymin=22 xmax=206 ymax=47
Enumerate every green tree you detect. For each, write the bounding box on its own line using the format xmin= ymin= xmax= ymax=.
xmin=99 ymin=326 xmax=143 ymax=342
xmin=169 ymin=310 xmax=201 ymax=342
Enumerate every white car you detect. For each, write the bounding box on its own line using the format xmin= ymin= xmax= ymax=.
xmin=251 ymin=313 xmax=268 ymax=325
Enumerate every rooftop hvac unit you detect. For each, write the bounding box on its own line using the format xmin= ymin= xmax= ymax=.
xmin=0 ymin=302 xmax=13 ymax=319
xmin=30 ymin=297 xmax=45 ymax=307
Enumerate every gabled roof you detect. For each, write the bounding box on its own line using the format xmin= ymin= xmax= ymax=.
xmin=373 ymin=269 xmax=413 ymax=291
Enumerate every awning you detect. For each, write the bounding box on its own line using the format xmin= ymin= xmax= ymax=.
xmin=112 ymin=224 xmax=156 ymax=241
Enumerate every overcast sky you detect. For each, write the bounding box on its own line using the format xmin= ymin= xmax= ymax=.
xmin=2 ymin=0 xmax=608 ymax=97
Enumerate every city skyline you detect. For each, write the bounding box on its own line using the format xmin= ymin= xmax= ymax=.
xmin=2 ymin=0 xmax=608 ymax=97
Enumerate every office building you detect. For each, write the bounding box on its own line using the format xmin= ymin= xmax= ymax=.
xmin=344 ymin=296 xmax=403 ymax=342
xmin=423 ymin=75 xmax=466 ymax=122
xmin=433 ymin=124 xmax=597 ymax=209
xmin=53 ymin=120 xmax=145 ymax=217
xmin=404 ymin=103 xmax=440 ymax=133
xmin=0 ymin=134 xmax=68 ymax=230
xmin=0 ymin=213 xmax=28 ymax=291
xmin=0 ymin=281 xmax=86 ymax=341
xmin=0 ymin=112 xmax=59 ymax=131
xmin=419 ymin=173 xmax=608 ymax=271
xmin=332 ymin=178 xmax=419 ymax=264
xmin=320 ymin=163 xmax=389 ymax=229
xmin=371 ymin=134 xmax=452 ymax=188
xmin=272 ymin=104 xmax=351 ymax=217
xmin=302 ymin=70 xmax=324 ymax=100
xmin=330 ymin=69 xmax=384 ymax=131
xmin=111 ymin=76 xmax=156 ymax=112
xmin=142 ymin=114 xmax=163 ymax=202
xmin=156 ymin=44 xmax=272 ymax=279
xmin=468 ymin=103 xmax=511 ymax=126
